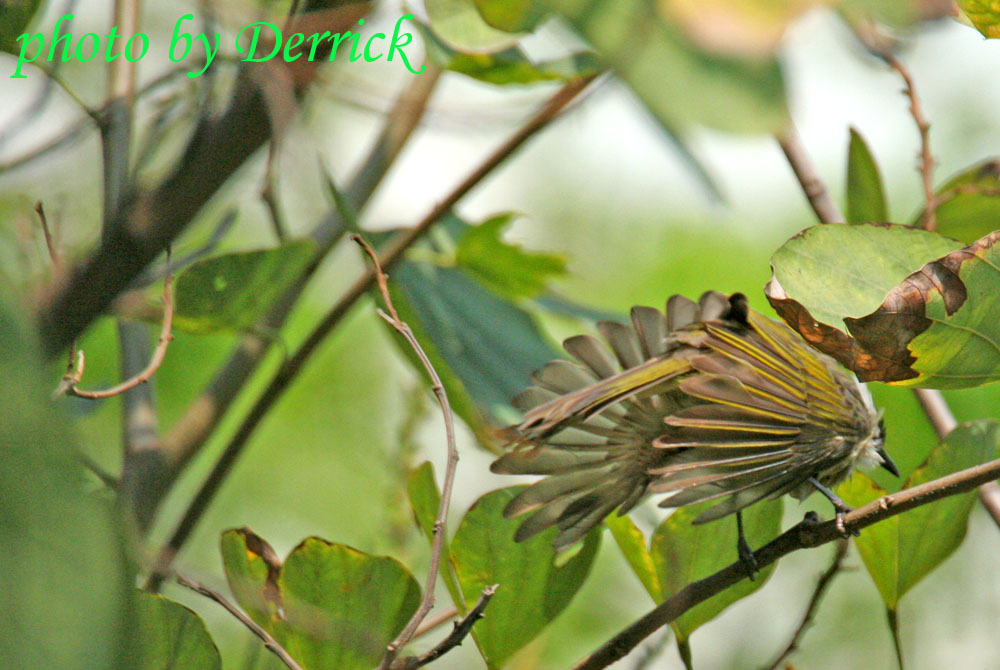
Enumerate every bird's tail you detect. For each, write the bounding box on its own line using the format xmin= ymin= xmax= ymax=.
xmin=491 ymin=292 xmax=736 ymax=550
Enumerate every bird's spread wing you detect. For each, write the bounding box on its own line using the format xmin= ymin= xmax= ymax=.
xmin=491 ymin=292 xmax=867 ymax=549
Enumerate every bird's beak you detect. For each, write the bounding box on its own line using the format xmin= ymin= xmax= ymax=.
xmin=877 ymin=445 xmax=900 ymax=477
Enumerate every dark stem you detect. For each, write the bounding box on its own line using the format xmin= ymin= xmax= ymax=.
xmin=394 ymin=585 xmax=497 ymax=669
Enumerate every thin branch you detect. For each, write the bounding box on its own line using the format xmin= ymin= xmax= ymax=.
xmin=35 ymin=202 xmax=59 ymax=265
xmin=759 ymin=539 xmax=849 ymax=670
xmin=776 ymin=126 xmax=844 ymax=224
xmin=142 ymin=74 xmax=595 ymax=591
xmin=175 ymin=574 xmax=305 ymax=670
xmin=24 ymin=61 xmax=104 ymax=126
xmin=350 ymin=234 xmax=460 ymax=669
xmin=572 ymin=455 xmax=1000 ymax=670
xmin=0 ymin=60 xmax=223 ymax=175
xmin=878 ymin=53 xmax=936 ymax=231
xmin=55 ymin=275 xmax=174 ymax=399
xmin=393 ymin=585 xmax=498 ymax=670
xmin=412 ymin=607 xmax=458 ymax=640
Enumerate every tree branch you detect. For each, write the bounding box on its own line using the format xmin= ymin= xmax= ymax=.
xmin=393 ymin=585 xmax=498 ymax=670
xmin=876 ymin=53 xmax=935 ymax=231
xmin=143 ymin=73 xmax=595 ymax=592
xmin=572 ymin=456 xmax=1000 ymax=670
xmin=175 ymin=574 xmax=304 ymax=670
xmin=776 ymin=127 xmax=844 ymax=224
xmin=349 ymin=234 xmax=461 ymax=669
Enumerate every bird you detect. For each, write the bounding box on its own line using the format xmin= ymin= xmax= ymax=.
xmin=490 ymin=291 xmax=898 ymax=574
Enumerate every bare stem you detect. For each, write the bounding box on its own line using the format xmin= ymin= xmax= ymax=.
xmin=35 ymin=202 xmax=59 ymax=265
xmin=351 ymin=235 xmax=461 ymax=669
xmin=572 ymin=455 xmax=1000 ymax=670
xmin=759 ymin=539 xmax=849 ymax=670
xmin=776 ymin=126 xmax=844 ymax=224
xmin=393 ymin=586 xmax=497 ymax=669
xmin=879 ymin=53 xmax=936 ymax=231
xmin=55 ymin=275 xmax=174 ymax=399
xmin=176 ymin=574 xmax=304 ymax=670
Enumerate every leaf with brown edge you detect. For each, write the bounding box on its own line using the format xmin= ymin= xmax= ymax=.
xmin=767 ymin=223 xmax=1000 ymax=388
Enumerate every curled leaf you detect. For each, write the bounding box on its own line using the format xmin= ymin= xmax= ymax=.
xmin=767 ymin=223 xmax=1000 ymax=388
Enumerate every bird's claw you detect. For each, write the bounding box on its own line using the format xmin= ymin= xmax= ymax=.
xmin=835 ymin=509 xmax=859 ymax=538
xmin=737 ymin=533 xmax=759 ymax=581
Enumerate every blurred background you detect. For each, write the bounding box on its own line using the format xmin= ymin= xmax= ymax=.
xmin=3 ymin=0 xmax=1000 ymax=668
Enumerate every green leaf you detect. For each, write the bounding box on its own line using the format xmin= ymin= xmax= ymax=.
xmin=406 ymin=462 xmax=465 ymax=612
xmin=473 ymin=0 xmax=548 ymax=33
xmin=840 ymin=420 xmax=999 ymax=609
xmin=220 ymin=528 xmax=282 ymax=627
xmin=914 ymin=160 xmax=1000 ymax=243
xmin=450 ymin=487 xmax=601 ymax=667
xmin=172 ymin=241 xmax=315 ymax=334
xmin=456 ymin=214 xmax=567 ymax=298
xmin=650 ymin=499 xmax=782 ymax=641
xmin=422 ymin=24 xmax=601 ymax=85
xmin=425 ymin=0 xmax=521 ymax=53
xmin=0 ymin=0 xmax=45 ymax=54
xmin=543 ymin=0 xmax=787 ymax=134
xmin=956 ymin=0 xmax=1000 ymax=37
xmin=605 ymin=514 xmax=661 ymax=602
xmin=280 ymin=538 xmax=421 ymax=670
xmin=134 ymin=593 xmax=222 ymax=670
xmin=220 ymin=529 xmax=421 ymax=670
xmin=846 ymin=128 xmax=887 ymax=223
xmin=389 ymin=261 xmax=559 ymax=424
xmin=0 ymin=290 xmax=129 ymax=670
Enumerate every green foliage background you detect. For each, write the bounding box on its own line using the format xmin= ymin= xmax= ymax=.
xmin=4 ymin=1 xmax=1000 ymax=669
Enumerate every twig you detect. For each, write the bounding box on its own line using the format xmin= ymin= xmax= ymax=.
xmin=878 ymin=53 xmax=936 ymax=231
xmin=35 ymin=202 xmax=59 ymax=265
xmin=0 ymin=0 xmax=78 ymax=151
xmin=776 ymin=126 xmax=844 ymax=224
xmin=412 ymin=607 xmax=458 ymax=640
xmin=142 ymin=74 xmax=595 ymax=592
xmin=55 ymin=275 xmax=175 ymax=399
xmin=759 ymin=539 xmax=849 ymax=670
xmin=175 ymin=574 xmax=305 ymax=670
xmin=629 ymin=628 xmax=671 ymax=670
xmin=0 ymin=60 xmax=220 ymax=175
xmin=393 ymin=585 xmax=498 ymax=670
xmin=572 ymin=455 xmax=1000 ymax=670
xmin=350 ymin=234 xmax=461 ymax=669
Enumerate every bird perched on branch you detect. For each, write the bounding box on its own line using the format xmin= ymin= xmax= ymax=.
xmin=491 ymin=291 xmax=898 ymax=574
